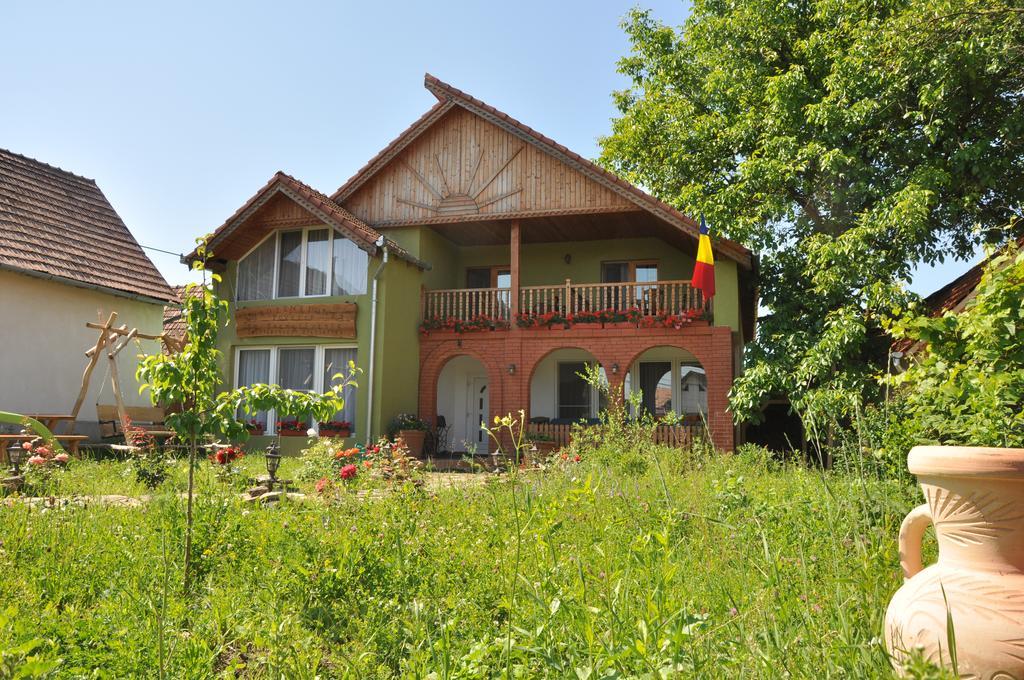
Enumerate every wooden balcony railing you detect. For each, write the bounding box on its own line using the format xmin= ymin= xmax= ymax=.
xmin=422 ymin=279 xmax=707 ymax=324
xmin=519 ymin=279 xmax=705 ymax=318
xmin=422 ymin=287 xmax=512 ymax=323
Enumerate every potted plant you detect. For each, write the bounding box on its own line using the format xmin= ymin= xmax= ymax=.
xmin=276 ymin=419 xmax=307 ymax=437
xmin=883 ymin=244 xmax=1024 ymax=678
xmin=389 ymin=413 xmax=428 ymax=458
xmin=318 ymin=420 xmax=352 ymax=438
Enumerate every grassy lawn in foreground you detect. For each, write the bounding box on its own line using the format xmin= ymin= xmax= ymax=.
xmin=1 ymin=447 xmax=935 ymax=678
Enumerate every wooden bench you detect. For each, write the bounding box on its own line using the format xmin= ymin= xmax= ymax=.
xmin=0 ymin=433 xmax=89 ymax=458
xmin=96 ymin=405 xmax=175 ymax=440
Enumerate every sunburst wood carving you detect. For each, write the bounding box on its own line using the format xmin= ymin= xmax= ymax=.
xmin=396 ymin=143 xmax=524 ymax=216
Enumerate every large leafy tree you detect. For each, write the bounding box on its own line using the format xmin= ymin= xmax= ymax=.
xmin=600 ymin=0 xmax=1023 ymax=432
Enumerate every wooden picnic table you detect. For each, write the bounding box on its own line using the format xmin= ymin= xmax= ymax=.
xmin=26 ymin=414 xmax=76 ymax=432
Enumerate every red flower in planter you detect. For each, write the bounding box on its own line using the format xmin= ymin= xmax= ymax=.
xmin=339 ymin=464 xmax=358 ymax=480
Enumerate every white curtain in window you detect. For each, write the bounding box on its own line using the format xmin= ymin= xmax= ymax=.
xmin=237 ymin=237 xmax=276 ymax=301
xmin=332 ymin=237 xmax=368 ymax=295
xmin=323 ymin=348 xmax=357 ymax=430
xmin=277 ymin=231 xmax=302 ymax=297
xmin=305 ymin=229 xmax=330 ymax=296
xmin=237 ymin=349 xmax=271 ymax=426
xmin=278 ymin=348 xmax=315 ymax=391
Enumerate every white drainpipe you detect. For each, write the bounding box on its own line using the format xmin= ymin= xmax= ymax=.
xmin=365 ymin=237 xmax=388 ymax=444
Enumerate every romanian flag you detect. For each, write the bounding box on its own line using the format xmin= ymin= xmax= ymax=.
xmin=691 ymin=215 xmax=715 ymax=299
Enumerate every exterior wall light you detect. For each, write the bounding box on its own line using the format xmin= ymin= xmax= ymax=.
xmin=611 ymin=363 xmax=619 ymax=374
xmin=508 ymin=363 xmax=516 ymax=375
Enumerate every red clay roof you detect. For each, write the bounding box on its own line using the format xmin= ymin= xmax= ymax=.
xmin=0 ymin=148 xmax=176 ymax=302
xmin=189 ymin=171 xmax=426 ymax=269
xmin=331 ymin=73 xmax=753 ymax=269
xmin=162 ymin=284 xmax=190 ymax=340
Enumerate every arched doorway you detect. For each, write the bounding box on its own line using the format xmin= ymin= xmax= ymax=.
xmin=436 ymin=355 xmax=490 ymax=454
xmin=624 ymin=346 xmax=707 ymax=423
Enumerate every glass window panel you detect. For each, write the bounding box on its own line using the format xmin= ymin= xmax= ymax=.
xmin=466 ymin=267 xmax=491 ymax=289
xmin=634 ymin=264 xmax=658 ymax=283
xmin=323 ymin=348 xmax=357 ymax=431
xmin=277 ymin=231 xmax=302 ymax=297
xmin=679 ymin=364 xmax=707 ymax=416
xmin=557 ymin=362 xmax=591 ymax=421
xmin=278 ymin=348 xmax=315 ymax=391
xmin=237 ymin=236 xmax=276 ymax=301
xmin=236 ymin=349 xmax=271 ymax=427
xmin=331 ymin=237 xmax=368 ymax=296
xmin=638 ymin=361 xmax=672 ymax=417
xmin=601 ymin=262 xmax=628 ymax=283
xmin=304 ymin=229 xmax=330 ymax=296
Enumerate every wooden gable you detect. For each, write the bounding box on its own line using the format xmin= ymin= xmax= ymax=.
xmin=340 ymin=107 xmax=634 ymax=227
xmin=212 ymin=192 xmax=325 ymax=262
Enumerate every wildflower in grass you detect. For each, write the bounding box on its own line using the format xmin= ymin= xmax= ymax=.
xmin=314 ymin=477 xmax=331 ymax=494
xmin=363 ymin=460 xmax=373 ymax=468
xmin=340 ymin=464 xmax=357 ymax=480
xmin=729 ymin=607 xmax=738 ymax=616
xmin=573 ymin=455 xmax=581 ymax=462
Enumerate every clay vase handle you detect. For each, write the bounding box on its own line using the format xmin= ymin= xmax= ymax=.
xmin=899 ymin=503 xmax=933 ymax=579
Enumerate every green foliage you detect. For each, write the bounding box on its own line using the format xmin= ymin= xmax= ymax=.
xmin=600 ymin=0 xmax=1024 ymax=430
xmin=888 ymin=245 xmax=1024 ymax=446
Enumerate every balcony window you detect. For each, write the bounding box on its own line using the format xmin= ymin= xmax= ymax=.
xmin=237 ymin=228 xmax=368 ymax=301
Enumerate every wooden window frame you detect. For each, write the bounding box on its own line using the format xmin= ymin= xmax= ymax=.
xmin=466 ymin=265 xmax=511 ymax=289
xmin=600 ymin=259 xmax=659 ymax=283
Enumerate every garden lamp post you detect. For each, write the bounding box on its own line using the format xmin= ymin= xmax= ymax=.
xmin=265 ymin=441 xmax=281 ymax=492
xmin=7 ymin=442 xmax=25 ymax=477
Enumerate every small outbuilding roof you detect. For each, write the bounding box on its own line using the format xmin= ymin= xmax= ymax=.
xmin=0 ymin=148 xmax=176 ymax=303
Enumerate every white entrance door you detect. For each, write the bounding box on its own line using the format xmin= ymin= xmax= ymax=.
xmin=466 ymin=377 xmax=489 ymax=453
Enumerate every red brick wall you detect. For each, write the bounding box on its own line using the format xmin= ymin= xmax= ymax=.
xmin=418 ymin=323 xmax=736 ymax=451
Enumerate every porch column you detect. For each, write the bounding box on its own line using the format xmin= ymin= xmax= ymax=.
xmin=510 ymin=220 xmax=520 ymax=319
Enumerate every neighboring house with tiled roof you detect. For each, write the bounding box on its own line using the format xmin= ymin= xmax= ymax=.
xmin=0 ymin=148 xmax=176 ymax=436
xmin=187 ymin=74 xmax=756 ymax=453
xmin=897 ymin=234 xmax=1024 ymax=356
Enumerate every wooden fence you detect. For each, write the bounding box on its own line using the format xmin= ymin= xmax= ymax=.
xmin=526 ymin=422 xmax=704 ymax=449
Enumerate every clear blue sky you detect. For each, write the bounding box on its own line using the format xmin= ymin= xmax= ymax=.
xmin=2 ymin=0 xmax=977 ymax=294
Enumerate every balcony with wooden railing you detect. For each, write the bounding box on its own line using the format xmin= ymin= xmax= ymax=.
xmin=421 ymin=279 xmax=707 ymax=326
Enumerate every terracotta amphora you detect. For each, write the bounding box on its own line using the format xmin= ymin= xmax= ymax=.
xmin=885 ymin=446 xmax=1024 ymax=679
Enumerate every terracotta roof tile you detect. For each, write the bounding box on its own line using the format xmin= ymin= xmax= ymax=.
xmin=0 ymin=148 xmax=176 ymax=302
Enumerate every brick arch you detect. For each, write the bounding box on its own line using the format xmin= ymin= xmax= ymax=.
xmin=613 ymin=333 xmax=734 ymax=451
xmin=418 ymin=342 xmax=505 ymax=430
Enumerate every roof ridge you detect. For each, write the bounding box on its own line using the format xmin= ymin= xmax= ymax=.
xmin=0 ymin=147 xmax=97 ymax=184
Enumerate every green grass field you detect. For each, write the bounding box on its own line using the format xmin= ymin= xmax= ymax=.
xmin=0 ymin=446 xmax=940 ymax=678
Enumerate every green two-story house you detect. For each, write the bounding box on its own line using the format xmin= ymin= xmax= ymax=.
xmin=189 ymin=74 xmax=756 ymax=453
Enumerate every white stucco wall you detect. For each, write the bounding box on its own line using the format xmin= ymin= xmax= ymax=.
xmin=0 ymin=270 xmax=166 ymax=438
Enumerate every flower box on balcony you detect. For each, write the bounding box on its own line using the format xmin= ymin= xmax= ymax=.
xmin=277 ymin=421 xmax=308 ymax=437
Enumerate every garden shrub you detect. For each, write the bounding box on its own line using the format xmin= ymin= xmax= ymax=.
xmin=888 ymin=242 xmax=1024 ymax=447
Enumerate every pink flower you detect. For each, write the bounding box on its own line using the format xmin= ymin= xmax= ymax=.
xmin=27 ymin=455 xmax=46 ymax=466
xmin=339 ymin=464 xmax=357 ymax=480
xmin=314 ymin=477 xmax=330 ymax=494
xmin=21 ymin=441 xmax=32 ymax=450
xmin=54 ymin=453 xmax=70 ymax=464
